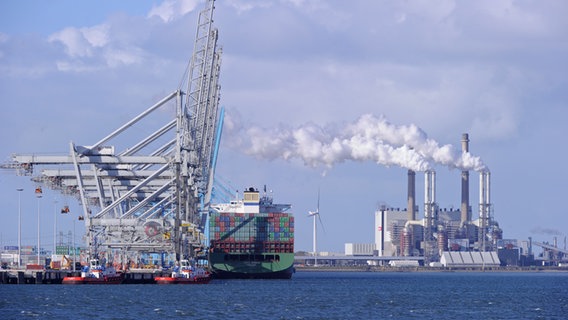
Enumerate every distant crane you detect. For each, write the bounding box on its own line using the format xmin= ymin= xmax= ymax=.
xmin=532 ymin=241 xmax=568 ymax=255
xmin=308 ymin=188 xmax=325 ymax=266
xmin=533 ymin=241 xmax=568 ymax=264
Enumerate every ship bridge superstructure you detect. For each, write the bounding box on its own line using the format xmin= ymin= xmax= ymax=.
xmin=2 ymin=0 xmax=222 ymax=262
xmin=210 ymin=187 xmax=292 ymax=215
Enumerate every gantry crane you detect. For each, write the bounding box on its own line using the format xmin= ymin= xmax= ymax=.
xmin=533 ymin=241 xmax=568 ymax=265
xmin=1 ymin=0 xmax=222 ymax=265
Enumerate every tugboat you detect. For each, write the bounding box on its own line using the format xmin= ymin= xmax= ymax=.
xmin=155 ymin=259 xmax=211 ymax=284
xmin=62 ymin=259 xmax=124 ymax=284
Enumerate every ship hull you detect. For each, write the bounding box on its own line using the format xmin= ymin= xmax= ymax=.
xmin=209 ymin=252 xmax=294 ymax=279
xmin=210 ymin=266 xmax=294 ymax=279
xmin=61 ymin=276 xmax=84 ymax=285
xmin=62 ymin=275 xmax=124 ymax=284
xmin=154 ymin=276 xmax=211 ymax=284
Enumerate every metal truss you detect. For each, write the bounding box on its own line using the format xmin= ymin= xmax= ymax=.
xmin=2 ymin=0 xmax=222 ymax=263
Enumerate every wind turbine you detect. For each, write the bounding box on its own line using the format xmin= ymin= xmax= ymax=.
xmin=308 ymin=188 xmax=324 ymax=266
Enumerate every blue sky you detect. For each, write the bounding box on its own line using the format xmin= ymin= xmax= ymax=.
xmin=1 ymin=0 xmax=567 ymax=253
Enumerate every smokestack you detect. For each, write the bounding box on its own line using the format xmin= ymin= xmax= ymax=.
xmin=407 ymin=169 xmax=416 ymax=221
xmin=426 ymin=170 xmax=436 ymax=205
xmin=424 ymin=170 xmax=436 ymax=241
xmin=460 ymin=133 xmax=470 ymax=225
xmin=479 ymin=169 xmax=491 ymax=251
xmin=479 ymin=169 xmax=491 ymax=217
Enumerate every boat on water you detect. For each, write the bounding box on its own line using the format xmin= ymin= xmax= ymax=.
xmin=208 ymin=187 xmax=295 ymax=279
xmin=154 ymin=259 xmax=211 ymax=284
xmin=62 ymin=259 xmax=124 ymax=284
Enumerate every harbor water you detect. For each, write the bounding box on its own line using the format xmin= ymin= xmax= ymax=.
xmin=1 ymin=271 xmax=566 ymax=319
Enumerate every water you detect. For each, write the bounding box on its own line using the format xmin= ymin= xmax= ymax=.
xmin=1 ymin=271 xmax=567 ymax=319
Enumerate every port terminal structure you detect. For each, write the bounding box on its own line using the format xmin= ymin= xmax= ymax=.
xmin=2 ymin=0 xmax=223 ymax=265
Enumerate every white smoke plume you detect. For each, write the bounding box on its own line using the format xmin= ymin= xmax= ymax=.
xmin=223 ymin=112 xmax=486 ymax=172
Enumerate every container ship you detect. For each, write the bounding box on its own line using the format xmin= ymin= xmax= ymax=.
xmin=208 ymin=187 xmax=294 ymax=279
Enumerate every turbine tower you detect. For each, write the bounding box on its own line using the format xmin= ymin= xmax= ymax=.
xmin=308 ymin=189 xmax=323 ymax=266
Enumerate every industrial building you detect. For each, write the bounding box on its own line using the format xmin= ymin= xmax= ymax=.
xmin=348 ymin=134 xmax=505 ymax=267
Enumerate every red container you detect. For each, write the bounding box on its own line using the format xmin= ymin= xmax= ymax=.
xmin=26 ymin=264 xmax=44 ymax=270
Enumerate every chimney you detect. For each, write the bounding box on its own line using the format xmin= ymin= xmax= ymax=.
xmin=479 ymin=169 xmax=491 ymax=218
xmin=424 ymin=170 xmax=436 ymax=210
xmin=460 ymin=133 xmax=470 ymax=225
xmin=407 ymin=169 xmax=416 ymax=221
xmin=424 ymin=170 xmax=436 ymax=241
xmin=479 ymin=169 xmax=491 ymax=251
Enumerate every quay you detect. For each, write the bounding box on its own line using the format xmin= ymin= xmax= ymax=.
xmin=0 ymin=269 xmax=161 ymax=284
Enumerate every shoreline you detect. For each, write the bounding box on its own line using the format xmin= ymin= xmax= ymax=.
xmin=294 ymin=265 xmax=568 ymax=273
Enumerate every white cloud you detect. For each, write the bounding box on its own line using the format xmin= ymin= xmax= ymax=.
xmin=469 ymin=88 xmax=519 ymax=140
xmin=49 ymin=27 xmax=94 ymax=58
xmin=82 ymin=24 xmax=110 ymax=48
xmin=54 ymin=60 xmax=100 ymax=73
xmin=0 ymin=32 xmax=7 ymax=59
xmin=47 ymin=21 xmax=149 ymax=72
xmin=41 ymin=0 xmax=205 ymax=74
xmin=104 ymin=47 xmax=144 ymax=67
xmin=397 ymin=0 xmax=456 ymax=22
xmin=48 ymin=24 xmax=109 ymax=57
xmin=478 ymin=0 xmax=546 ymax=35
xmin=148 ymin=0 xmax=200 ymax=23
xmin=226 ymin=0 xmax=273 ymax=14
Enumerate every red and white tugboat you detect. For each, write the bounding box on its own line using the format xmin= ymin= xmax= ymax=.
xmin=155 ymin=259 xmax=211 ymax=284
xmin=62 ymin=259 xmax=124 ymax=284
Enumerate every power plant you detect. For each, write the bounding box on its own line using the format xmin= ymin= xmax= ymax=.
xmin=374 ymin=134 xmax=502 ymax=265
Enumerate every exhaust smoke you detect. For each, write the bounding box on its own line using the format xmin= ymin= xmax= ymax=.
xmin=224 ymin=112 xmax=486 ymax=172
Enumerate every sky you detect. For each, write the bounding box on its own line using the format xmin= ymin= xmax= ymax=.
xmin=1 ymin=0 xmax=567 ymax=254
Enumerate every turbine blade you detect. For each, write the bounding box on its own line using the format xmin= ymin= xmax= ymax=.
xmin=317 ymin=213 xmax=326 ymax=234
xmin=317 ymin=187 xmax=320 ymax=213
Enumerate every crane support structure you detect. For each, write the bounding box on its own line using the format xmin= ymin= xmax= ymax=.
xmin=533 ymin=242 xmax=568 ymax=255
xmin=1 ymin=0 xmax=222 ymax=264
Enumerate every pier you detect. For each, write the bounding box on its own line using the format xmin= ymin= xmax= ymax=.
xmin=0 ymin=269 xmax=162 ymax=284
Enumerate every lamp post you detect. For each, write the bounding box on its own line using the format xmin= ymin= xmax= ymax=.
xmin=53 ymin=200 xmax=57 ymax=256
xmin=36 ymin=191 xmax=42 ymax=265
xmin=72 ymin=219 xmax=76 ymax=272
xmin=17 ymin=188 xmax=23 ymax=268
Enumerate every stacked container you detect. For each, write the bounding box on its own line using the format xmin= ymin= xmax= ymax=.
xmin=210 ymin=212 xmax=294 ymax=253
